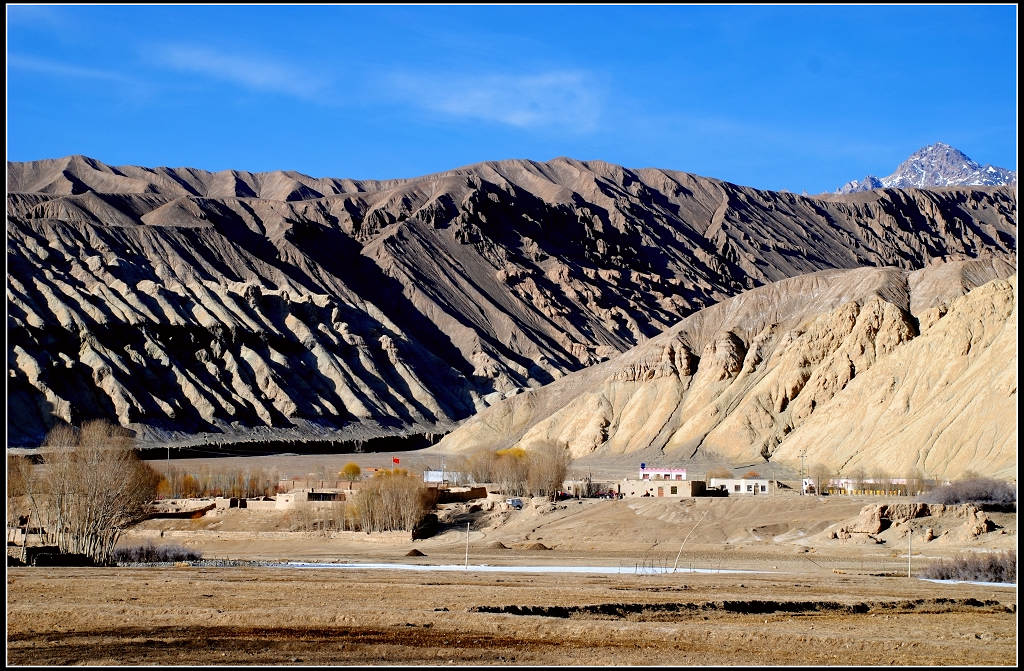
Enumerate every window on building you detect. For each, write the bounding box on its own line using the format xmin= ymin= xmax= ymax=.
xmin=671 ymin=486 xmax=677 ymax=494
xmin=746 ymin=485 xmax=753 ymax=492
xmin=734 ymin=484 xmax=740 ymax=492
xmin=760 ymin=485 xmax=767 ymax=492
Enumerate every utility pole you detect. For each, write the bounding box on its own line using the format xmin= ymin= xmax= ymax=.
xmin=907 ymin=528 xmax=912 ymax=578
xmin=799 ymin=449 xmax=807 ymax=495
xmin=465 ymin=522 xmax=470 ymax=570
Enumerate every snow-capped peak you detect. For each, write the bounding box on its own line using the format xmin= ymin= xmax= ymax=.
xmin=836 ymin=143 xmax=1016 ymax=194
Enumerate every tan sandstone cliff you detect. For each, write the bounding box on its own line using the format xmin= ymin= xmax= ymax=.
xmin=432 ymin=257 xmax=1017 ymax=480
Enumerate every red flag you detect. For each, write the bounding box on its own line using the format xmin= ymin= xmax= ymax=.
xmin=393 ymin=457 xmax=400 ymax=465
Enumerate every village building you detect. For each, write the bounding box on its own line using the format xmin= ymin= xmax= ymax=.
xmin=562 ymin=478 xmax=619 ymax=498
xmin=423 ymin=469 xmax=467 ymax=485
xmin=619 ymin=478 xmax=706 ymax=498
xmin=708 ymin=477 xmax=770 ymax=495
xmin=638 ymin=467 xmax=687 ymax=481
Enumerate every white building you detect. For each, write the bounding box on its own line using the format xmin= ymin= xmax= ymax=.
xmin=638 ymin=467 xmax=687 ymax=481
xmin=423 ymin=469 xmax=466 ymax=485
xmin=709 ymin=478 xmax=770 ymax=495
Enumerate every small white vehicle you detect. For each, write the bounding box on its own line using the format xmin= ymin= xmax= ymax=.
xmin=505 ymin=498 xmax=524 ymax=510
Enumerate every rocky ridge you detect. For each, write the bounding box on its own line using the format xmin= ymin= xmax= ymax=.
xmin=7 ymin=155 xmax=1017 ymax=448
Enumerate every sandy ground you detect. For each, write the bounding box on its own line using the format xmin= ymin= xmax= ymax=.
xmin=6 ymin=564 xmax=1016 ymax=666
xmin=7 ymin=479 xmax=1018 ymax=666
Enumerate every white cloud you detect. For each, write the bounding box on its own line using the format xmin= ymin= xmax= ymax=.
xmin=388 ymin=70 xmax=602 ymax=132
xmin=153 ymin=44 xmax=326 ymax=99
xmin=8 ymin=54 xmax=138 ymax=83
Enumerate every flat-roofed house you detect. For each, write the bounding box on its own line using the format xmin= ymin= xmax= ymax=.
xmin=709 ymin=478 xmax=770 ymax=495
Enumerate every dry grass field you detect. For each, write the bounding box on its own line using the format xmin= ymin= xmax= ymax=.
xmin=7 ymin=452 xmax=1017 ymax=666
xmin=6 ymin=563 xmax=1016 ymax=666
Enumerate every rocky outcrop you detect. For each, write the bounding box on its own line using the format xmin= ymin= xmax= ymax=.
xmin=7 ymin=156 xmax=1017 ymax=447
xmin=827 ymin=503 xmax=1001 ymax=543
xmin=433 ymin=258 xmax=1017 ymax=480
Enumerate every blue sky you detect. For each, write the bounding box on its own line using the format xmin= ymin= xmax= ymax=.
xmin=6 ymin=4 xmax=1017 ymax=194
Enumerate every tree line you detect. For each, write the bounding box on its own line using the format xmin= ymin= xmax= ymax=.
xmin=457 ymin=442 xmax=570 ymax=498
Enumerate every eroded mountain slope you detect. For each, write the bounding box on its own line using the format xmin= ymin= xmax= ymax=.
xmin=432 ymin=257 xmax=1017 ymax=480
xmin=7 ymin=156 xmax=1017 ymax=446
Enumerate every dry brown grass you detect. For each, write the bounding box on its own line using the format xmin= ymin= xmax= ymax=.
xmin=6 ymin=566 xmax=1016 ymax=666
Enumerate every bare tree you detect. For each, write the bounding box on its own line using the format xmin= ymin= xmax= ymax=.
xmin=288 ymin=501 xmax=316 ymax=532
xmin=464 ymin=446 xmax=496 ymax=485
xmin=42 ymin=420 xmax=160 ymax=565
xmin=8 ymin=454 xmax=46 ymax=561
xmin=906 ymin=468 xmax=926 ymax=496
xmin=527 ymin=442 xmax=571 ymax=500
xmin=849 ymin=466 xmax=867 ymax=495
xmin=353 ymin=468 xmax=429 ymax=533
xmin=7 ymin=455 xmax=26 ymax=544
xmin=870 ymin=468 xmax=891 ymax=495
xmin=493 ymin=447 xmax=529 ymax=497
xmin=810 ymin=462 xmax=832 ymax=495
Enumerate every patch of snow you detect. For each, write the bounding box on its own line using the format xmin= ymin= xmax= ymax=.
xmin=920 ymin=578 xmax=1015 ymax=587
xmin=281 ymin=561 xmax=770 ymax=575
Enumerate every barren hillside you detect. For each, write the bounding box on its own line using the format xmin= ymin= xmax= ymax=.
xmin=432 ymin=257 xmax=1017 ymax=481
xmin=7 ymin=156 xmax=1017 ymax=447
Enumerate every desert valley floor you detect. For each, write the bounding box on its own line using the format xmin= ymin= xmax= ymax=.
xmin=7 ymin=452 xmax=1017 ymax=666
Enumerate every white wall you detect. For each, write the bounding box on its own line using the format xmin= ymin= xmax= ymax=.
xmin=709 ymin=478 xmax=769 ymax=494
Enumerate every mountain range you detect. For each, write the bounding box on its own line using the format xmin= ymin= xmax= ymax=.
xmin=837 ymin=142 xmax=1016 ymax=194
xmin=433 ymin=257 xmax=1017 ymax=481
xmin=6 ymin=155 xmax=1018 ymax=478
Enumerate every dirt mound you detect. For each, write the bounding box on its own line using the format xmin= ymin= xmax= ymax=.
xmin=488 ymin=541 xmax=510 ymax=549
xmin=405 ymin=549 xmax=426 ymax=557
xmin=523 ymin=542 xmax=550 ymax=551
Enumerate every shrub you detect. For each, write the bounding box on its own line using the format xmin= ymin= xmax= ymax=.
xmin=920 ymin=551 xmax=1016 ymax=583
xmin=112 ymin=541 xmax=202 ymax=563
xmin=917 ymin=478 xmax=1017 ymax=505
